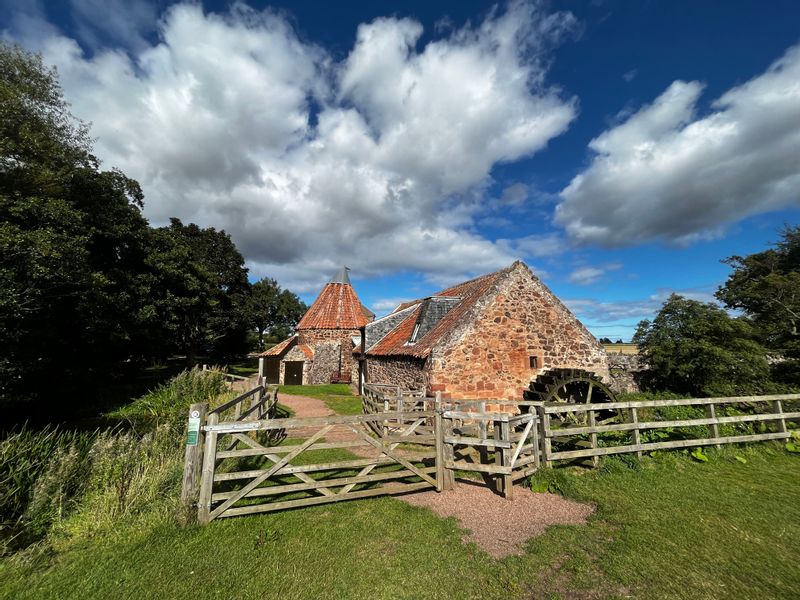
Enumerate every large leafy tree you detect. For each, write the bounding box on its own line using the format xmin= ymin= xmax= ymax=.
xmin=0 ymin=43 xmax=154 ymax=402
xmin=717 ymin=226 xmax=800 ymax=384
xmin=633 ymin=294 xmax=771 ymax=396
xmin=0 ymin=42 xmax=300 ymax=410
xmin=247 ymin=278 xmax=307 ymax=350
xmin=145 ymin=219 xmax=251 ymax=363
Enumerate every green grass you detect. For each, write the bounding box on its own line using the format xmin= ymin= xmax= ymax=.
xmin=280 ymin=384 xmax=363 ymax=415
xmin=225 ymin=357 xmax=260 ymax=378
xmin=2 ymin=445 xmax=797 ymax=599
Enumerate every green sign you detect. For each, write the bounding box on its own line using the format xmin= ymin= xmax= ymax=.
xmin=187 ymin=416 xmax=201 ymax=446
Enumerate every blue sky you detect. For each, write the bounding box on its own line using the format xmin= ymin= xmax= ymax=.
xmin=2 ymin=1 xmax=799 ymax=340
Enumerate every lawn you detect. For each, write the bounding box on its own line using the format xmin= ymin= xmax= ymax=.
xmin=2 ymin=445 xmax=797 ymax=599
xmin=280 ymin=383 xmax=363 ymax=415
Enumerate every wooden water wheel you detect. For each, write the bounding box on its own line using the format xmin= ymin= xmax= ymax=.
xmin=524 ymin=368 xmax=618 ymax=426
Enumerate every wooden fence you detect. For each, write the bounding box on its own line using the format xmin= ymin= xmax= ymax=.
xmin=535 ymin=393 xmax=800 ymax=466
xmin=440 ymin=402 xmax=539 ymax=499
xmin=201 ymin=364 xmax=252 ymax=387
xmin=183 ymin=385 xmax=441 ymax=522
xmin=181 ymin=381 xmax=278 ymax=507
xmin=183 ymin=384 xmax=799 ymax=522
xmin=362 ymin=383 xmax=428 ymax=436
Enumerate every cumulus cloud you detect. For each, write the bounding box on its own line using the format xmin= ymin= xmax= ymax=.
xmin=2 ymin=0 xmax=578 ymax=287
xmin=555 ymin=44 xmax=800 ymax=246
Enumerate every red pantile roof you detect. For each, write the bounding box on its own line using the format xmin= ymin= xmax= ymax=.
xmin=259 ymin=335 xmax=296 ymax=356
xmin=297 ymin=282 xmax=369 ymax=330
xmin=366 ymin=266 xmax=511 ymax=358
xmin=368 ymin=305 xmax=422 ymax=355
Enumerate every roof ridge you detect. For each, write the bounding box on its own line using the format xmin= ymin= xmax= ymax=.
xmin=434 ymin=263 xmax=515 ymax=296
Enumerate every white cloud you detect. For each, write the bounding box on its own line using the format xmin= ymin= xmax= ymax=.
xmin=555 ymin=44 xmax=800 ymax=246
xmin=498 ymin=232 xmax=565 ymax=258
xmin=567 ymin=261 xmax=621 ymax=285
xmin=370 ymin=298 xmax=414 ymax=314
xmin=2 ymin=0 xmax=578 ymax=288
xmin=565 ymin=284 xmax=718 ymax=324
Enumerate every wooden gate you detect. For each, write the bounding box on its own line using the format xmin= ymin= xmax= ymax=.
xmin=440 ymin=404 xmax=539 ymax=499
xmin=190 ymin=409 xmax=440 ymax=522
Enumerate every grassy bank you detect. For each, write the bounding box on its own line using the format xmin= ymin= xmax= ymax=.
xmin=1 ymin=441 xmax=797 ymax=599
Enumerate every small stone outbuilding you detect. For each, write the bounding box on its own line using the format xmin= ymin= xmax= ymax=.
xmin=361 ymin=261 xmax=608 ymax=400
xmin=258 ymin=267 xmax=373 ymax=385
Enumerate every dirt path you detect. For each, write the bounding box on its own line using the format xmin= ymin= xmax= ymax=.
xmin=400 ymin=481 xmax=594 ymax=558
xmin=277 ymin=392 xmax=373 ymax=450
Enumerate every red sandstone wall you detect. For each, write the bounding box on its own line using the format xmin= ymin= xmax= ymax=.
xmin=429 ymin=264 xmax=609 ymax=400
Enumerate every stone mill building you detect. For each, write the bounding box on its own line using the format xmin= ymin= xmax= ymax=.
xmin=257 ymin=267 xmax=374 ymax=385
xmin=259 ymin=261 xmax=608 ymax=398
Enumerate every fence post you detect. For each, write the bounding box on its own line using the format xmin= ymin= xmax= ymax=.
xmin=181 ymin=402 xmax=208 ymax=509
xmin=773 ymin=399 xmax=788 ymax=438
xmin=630 ymin=407 xmax=642 ymax=458
xmin=535 ymin=403 xmax=550 ymax=468
xmin=437 ymin=392 xmax=455 ymax=490
xmin=197 ymin=412 xmax=219 ymax=525
xmin=397 ymin=388 xmax=404 ymax=429
xmin=530 ymin=413 xmax=540 ymax=471
xmin=258 ymin=357 xmax=265 ymax=379
xmin=434 ymin=393 xmax=444 ymax=492
xmin=500 ymin=419 xmax=512 ymax=499
xmin=587 ymin=408 xmax=599 ymax=468
xmin=706 ymin=404 xmax=721 ymax=448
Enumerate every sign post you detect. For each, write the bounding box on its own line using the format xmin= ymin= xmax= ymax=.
xmin=181 ymin=402 xmax=209 ymax=509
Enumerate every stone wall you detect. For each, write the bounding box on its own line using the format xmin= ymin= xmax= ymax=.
xmin=429 ymin=263 xmax=609 ymax=400
xmin=306 ymin=343 xmax=341 ymax=385
xmin=607 ymin=353 xmax=646 ymax=394
xmin=366 ymin=356 xmax=428 ymax=391
xmin=299 ymin=328 xmax=361 ymax=384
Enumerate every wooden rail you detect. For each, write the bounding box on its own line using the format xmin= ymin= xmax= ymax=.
xmin=181 ymin=380 xmax=278 ymax=508
xmin=197 ymin=408 xmax=439 ymax=522
xmin=535 ymin=394 xmax=800 ymax=465
xmin=183 ymin=384 xmax=798 ymax=522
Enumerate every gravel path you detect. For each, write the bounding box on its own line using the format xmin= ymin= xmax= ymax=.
xmin=277 ymin=392 xmax=334 ymax=418
xmin=400 ymin=480 xmax=594 ymax=558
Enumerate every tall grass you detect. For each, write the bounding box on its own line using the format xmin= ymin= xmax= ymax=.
xmin=1 ymin=368 xmax=228 ymax=556
xmin=108 ymin=367 xmax=227 ymax=428
xmin=0 ymin=427 xmax=96 ymax=551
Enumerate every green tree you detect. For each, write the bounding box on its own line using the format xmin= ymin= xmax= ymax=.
xmin=633 ymin=294 xmax=770 ymax=396
xmin=247 ymin=278 xmax=307 ymax=350
xmin=716 ymin=226 xmax=800 ymax=384
xmin=0 ymin=43 xmax=154 ymax=403
xmin=144 ymin=219 xmax=251 ymax=364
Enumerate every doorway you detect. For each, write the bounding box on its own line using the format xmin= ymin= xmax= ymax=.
xmin=284 ymin=361 xmax=304 ymax=385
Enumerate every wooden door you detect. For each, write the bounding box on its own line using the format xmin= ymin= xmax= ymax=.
xmin=284 ymin=361 xmax=304 ymax=385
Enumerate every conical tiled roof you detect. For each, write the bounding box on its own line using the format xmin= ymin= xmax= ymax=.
xmin=297 ymin=268 xmax=369 ymax=330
